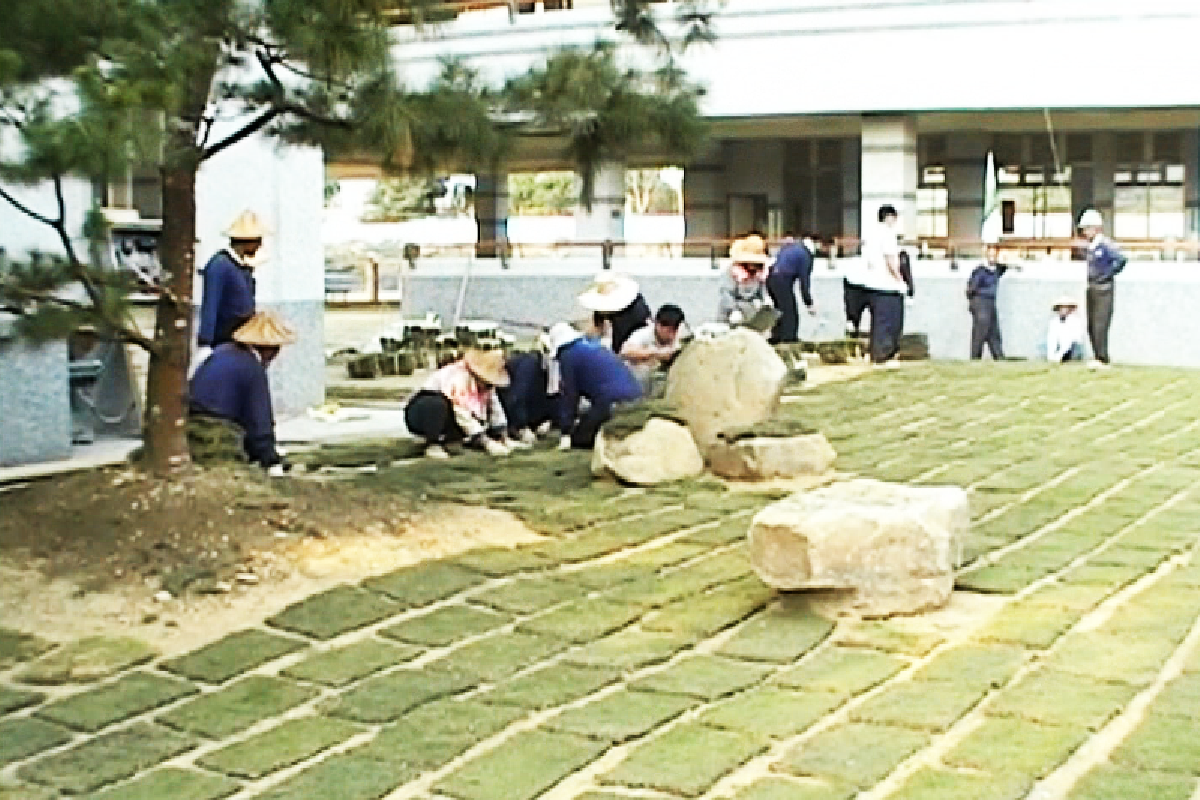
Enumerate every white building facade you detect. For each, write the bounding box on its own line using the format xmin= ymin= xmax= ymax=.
xmin=385 ymin=0 xmax=1200 ymax=253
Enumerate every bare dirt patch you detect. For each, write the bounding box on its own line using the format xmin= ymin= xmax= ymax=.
xmin=0 ymin=466 xmax=541 ymax=656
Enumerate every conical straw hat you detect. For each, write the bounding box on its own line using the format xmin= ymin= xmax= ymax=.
xmin=224 ymin=210 xmax=270 ymax=240
xmin=233 ymin=311 xmax=297 ymax=346
xmin=463 ymin=348 xmax=510 ymax=387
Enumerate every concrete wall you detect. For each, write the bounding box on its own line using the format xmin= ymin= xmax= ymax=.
xmin=0 ymin=315 xmax=71 ymax=467
xmin=401 ymin=257 xmax=1200 ymax=367
xmin=197 ymin=133 xmax=326 ymax=416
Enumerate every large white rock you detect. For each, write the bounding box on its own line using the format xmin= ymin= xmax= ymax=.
xmin=592 ymin=417 xmax=705 ymax=486
xmin=709 ymin=433 xmax=837 ymax=480
xmin=748 ymin=478 xmax=968 ymax=617
xmin=664 ymin=329 xmax=788 ymax=452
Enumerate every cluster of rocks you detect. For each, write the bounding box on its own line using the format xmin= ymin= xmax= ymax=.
xmin=592 ymin=329 xmax=967 ymax=618
xmin=593 ymin=329 xmax=835 ymax=486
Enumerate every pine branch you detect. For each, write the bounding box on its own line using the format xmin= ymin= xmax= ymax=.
xmin=0 ymin=184 xmax=55 ymax=226
xmin=201 ymin=105 xmax=279 ymax=160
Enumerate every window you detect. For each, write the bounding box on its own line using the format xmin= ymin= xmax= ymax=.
xmin=990 ymin=133 xmax=1072 ymax=239
xmin=1114 ymin=161 xmax=1186 ymax=239
xmin=917 ymin=166 xmax=947 ymax=238
xmin=997 ymin=166 xmax=1073 ymax=238
xmin=916 ymin=136 xmax=947 ymax=239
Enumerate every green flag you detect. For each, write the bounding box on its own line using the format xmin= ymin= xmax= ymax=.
xmin=981 ymin=150 xmax=1000 ymax=244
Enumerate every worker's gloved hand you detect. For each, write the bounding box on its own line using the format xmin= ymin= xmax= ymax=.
xmin=195 ymin=345 xmax=213 ymax=364
xmin=558 ymin=435 xmax=572 ymax=451
xmin=728 ymin=310 xmax=744 ymax=325
xmin=483 ymin=437 xmax=510 ymax=457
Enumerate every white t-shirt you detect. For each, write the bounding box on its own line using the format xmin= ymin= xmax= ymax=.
xmin=620 ymin=324 xmax=684 ymax=388
xmin=858 ymin=224 xmax=906 ymax=293
xmin=1046 ymin=314 xmax=1085 ymax=361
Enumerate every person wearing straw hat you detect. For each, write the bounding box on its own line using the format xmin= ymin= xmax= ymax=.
xmin=405 ymin=349 xmax=515 ymax=459
xmin=718 ymin=234 xmax=773 ymax=326
xmin=547 ymin=322 xmax=642 ymax=449
xmin=196 ymin=210 xmax=268 ymax=364
xmin=188 ymin=310 xmax=295 ymax=469
xmin=1046 ymin=296 xmax=1086 ymax=363
xmin=578 ymin=272 xmax=651 ymax=353
xmin=1078 ymin=208 xmax=1126 ymax=368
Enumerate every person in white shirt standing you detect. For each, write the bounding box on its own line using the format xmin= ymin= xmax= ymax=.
xmin=1046 ymin=296 xmax=1086 ymax=363
xmin=859 ymin=205 xmax=908 ymax=364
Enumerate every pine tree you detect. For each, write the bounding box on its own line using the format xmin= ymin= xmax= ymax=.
xmin=0 ymin=0 xmax=709 ymax=475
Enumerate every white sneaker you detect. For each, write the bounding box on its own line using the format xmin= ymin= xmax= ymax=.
xmin=425 ymin=444 xmax=450 ymax=460
xmin=483 ymin=438 xmax=510 ymax=457
xmin=518 ymin=428 xmax=538 ymax=446
xmin=508 ymin=436 xmax=533 ymax=451
xmin=535 ymin=421 xmax=553 ymax=436
xmin=1087 ymin=359 xmax=1110 ymax=370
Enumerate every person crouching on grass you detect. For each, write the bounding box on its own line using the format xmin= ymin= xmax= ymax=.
xmin=404 ymin=349 xmax=519 ymax=460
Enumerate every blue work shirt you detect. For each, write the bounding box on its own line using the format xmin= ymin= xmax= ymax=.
xmin=1087 ymin=235 xmax=1127 ymax=285
xmin=966 ymin=263 xmax=1008 ymax=301
xmin=198 ymin=250 xmax=256 ymax=346
xmin=771 ymin=241 xmax=814 ymax=306
xmin=189 ymin=343 xmax=280 ymax=466
xmin=557 ymin=338 xmax=643 ymax=432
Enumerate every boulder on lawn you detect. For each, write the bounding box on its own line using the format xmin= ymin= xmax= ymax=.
xmin=747 ymin=478 xmax=968 ymax=617
xmin=709 ymin=430 xmax=836 ymax=480
xmin=664 ymin=329 xmax=788 ymax=452
xmin=593 ymin=417 xmax=704 ymax=486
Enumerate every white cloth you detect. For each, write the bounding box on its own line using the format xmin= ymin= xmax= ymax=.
xmin=858 ymin=224 xmax=906 ymax=293
xmin=1046 ymin=314 xmax=1086 ymax=362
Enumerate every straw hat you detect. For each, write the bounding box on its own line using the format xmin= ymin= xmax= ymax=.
xmin=224 ymin=210 xmax=270 ymax=240
xmin=1052 ymin=296 xmax=1079 ymax=311
xmin=463 ymin=348 xmax=510 ymax=387
xmin=1077 ymin=209 xmax=1104 ymax=230
xmin=233 ymin=311 xmax=297 ymax=346
xmin=578 ymin=273 xmax=640 ymax=313
xmin=547 ymin=322 xmax=584 ymax=355
xmin=729 ymin=235 xmax=773 ymax=266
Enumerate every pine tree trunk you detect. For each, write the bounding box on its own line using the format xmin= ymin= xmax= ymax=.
xmin=141 ymin=149 xmax=200 ymax=475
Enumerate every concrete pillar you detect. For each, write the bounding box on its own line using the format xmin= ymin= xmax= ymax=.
xmin=946 ymin=133 xmax=989 ymax=250
xmin=842 ymin=138 xmax=861 ymax=246
xmin=1091 ymin=132 xmax=1115 ymax=222
xmin=1185 ymin=130 xmax=1199 ymax=240
xmin=860 ymin=115 xmax=918 ymax=241
xmin=575 ymin=161 xmax=625 ymax=243
xmin=683 ymin=142 xmax=727 ymax=258
xmin=474 ymin=170 xmax=509 ymax=258
xmin=196 ymin=134 xmax=326 ymax=416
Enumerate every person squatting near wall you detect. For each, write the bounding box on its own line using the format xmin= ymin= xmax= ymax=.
xmin=1047 ymin=296 xmax=1086 ymax=363
xmin=188 ymin=310 xmax=295 ymax=472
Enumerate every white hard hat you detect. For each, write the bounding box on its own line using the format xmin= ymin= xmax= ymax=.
xmin=1077 ymin=209 xmax=1104 ymax=229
